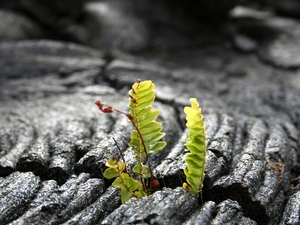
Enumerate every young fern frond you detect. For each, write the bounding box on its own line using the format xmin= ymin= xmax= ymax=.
xmin=128 ymin=80 xmax=166 ymax=181
xmin=183 ymin=98 xmax=206 ymax=198
xmin=96 ymin=79 xmax=166 ymax=203
xmin=128 ymin=80 xmax=166 ymax=157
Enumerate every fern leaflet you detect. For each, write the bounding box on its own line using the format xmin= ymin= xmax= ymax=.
xmin=183 ymin=98 xmax=206 ymax=197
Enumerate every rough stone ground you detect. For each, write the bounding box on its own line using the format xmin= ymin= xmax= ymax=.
xmin=0 ymin=4 xmax=300 ymax=225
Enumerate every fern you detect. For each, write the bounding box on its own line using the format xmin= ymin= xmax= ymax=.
xmin=95 ymin=79 xmax=166 ymax=203
xmin=128 ymin=80 xmax=166 ymax=181
xmin=96 ymin=81 xmax=206 ymax=202
xmin=182 ymin=98 xmax=206 ymax=197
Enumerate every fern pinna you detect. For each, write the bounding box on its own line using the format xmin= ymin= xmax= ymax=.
xmin=95 ymin=79 xmax=166 ymax=203
xmin=183 ymin=98 xmax=206 ymax=197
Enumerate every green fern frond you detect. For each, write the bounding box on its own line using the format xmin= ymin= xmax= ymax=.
xmin=100 ymin=80 xmax=166 ymax=203
xmin=128 ymin=80 xmax=166 ymax=157
xmin=183 ymin=98 xmax=206 ymax=197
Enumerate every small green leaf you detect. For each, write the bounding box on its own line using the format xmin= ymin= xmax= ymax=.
xmin=111 ymin=173 xmax=144 ymax=203
xmin=123 ymin=174 xmax=143 ymax=191
xmin=117 ymin=161 xmax=126 ymax=173
xmin=103 ymin=167 xmax=119 ymax=179
xmin=105 ymin=158 xmax=118 ymax=168
xmin=139 ymin=122 xmax=161 ymax=135
xmin=149 ymin=141 xmax=167 ymax=153
xmin=112 ymin=177 xmax=124 ymax=188
xmin=133 ymin=164 xmax=151 ymax=178
xmin=138 ymin=110 xmax=160 ymax=127
xmin=120 ymin=187 xmax=133 ymax=203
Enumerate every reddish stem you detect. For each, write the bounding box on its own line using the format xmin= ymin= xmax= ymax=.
xmin=112 ymin=137 xmax=128 ymax=174
xmin=95 ymin=101 xmax=114 ymax=113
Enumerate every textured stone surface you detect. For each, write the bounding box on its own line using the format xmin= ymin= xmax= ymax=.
xmin=0 ymin=10 xmax=44 ymax=41
xmin=0 ymin=3 xmax=300 ymax=225
xmin=101 ymin=187 xmax=199 ymax=225
xmin=0 ymin=172 xmax=40 ymax=224
xmin=280 ymin=191 xmax=300 ymax=225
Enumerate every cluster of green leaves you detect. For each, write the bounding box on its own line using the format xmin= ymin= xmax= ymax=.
xmin=96 ymin=80 xmax=206 ymax=203
xmin=182 ymin=98 xmax=206 ymax=197
xmin=100 ymin=80 xmax=166 ymax=203
xmin=103 ymin=158 xmax=146 ymax=203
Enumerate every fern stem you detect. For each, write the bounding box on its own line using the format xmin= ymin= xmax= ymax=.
xmin=112 ymin=137 xmax=128 ymax=174
xmin=130 ymin=118 xmax=155 ymax=181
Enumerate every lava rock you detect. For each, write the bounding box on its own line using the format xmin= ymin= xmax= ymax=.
xmin=268 ymin=0 xmax=300 ymax=19
xmin=101 ymin=187 xmax=199 ymax=225
xmin=280 ymin=191 xmax=300 ymax=224
xmin=0 ymin=9 xmax=44 ymax=41
xmin=0 ymin=40 xmax=104 ymax=78
xmin=19 ymin=0 xmax=86 ymax=27
xmin=0 ymin=172 xmax=41 ymax=224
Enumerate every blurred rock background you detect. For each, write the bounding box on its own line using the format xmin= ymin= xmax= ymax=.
xmin=1 ymin=0 xmax=299 ymax=53
xmin=1 ymin=1 xmax=300 ymax=224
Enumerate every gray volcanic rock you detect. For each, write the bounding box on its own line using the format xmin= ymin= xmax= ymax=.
xmin=231 ymin=6 xmax=300 ymax=69
xmin=184 ymin=200 xmax=257 ymax=225
xmin=0 ymin=40 xmax=104 ymax=78
xmin=19 ymin=0 xmax=86 ymax=27
xmin=268 ymin=0 xmax=300 ymax=19
xmin=1 ymin=5 xmax=300 ymax=223
xmin=9 ymin=173 xmax=105 ymax=225
xmin=280 ymin=191 xmax=300 ymax=225
xmin=0 ymin=9 xmax=44 ymax=41
xmin=101 ymin=187 xmax=199 ymax=225
xmin=0 ymin=172 xmax=40 ymax=224
xmin=83 ymin=1 xmax=149 ymax=52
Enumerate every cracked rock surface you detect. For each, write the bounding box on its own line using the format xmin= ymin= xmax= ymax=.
xmin=0 ymin=3 xmax=300 ymax=225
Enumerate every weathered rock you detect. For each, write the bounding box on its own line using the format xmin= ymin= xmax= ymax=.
xmin=101 ymin=187 xmax=199 ymax=225
xmin=233 ymin=34 xmax=258 ymax=52
xmin=260 ymin=34 xmax=300 ymax=69
xmin=9 ymin=173 xmax=105 ymax=225
xmin=49 ymin=120 xmax=92 ymax=184
xmin=279 ymin=191 xmax=300 ymax=225
xmin=0 ymin=40 xmax=104 ymax=78
xmin=17 ymin=134 xmax=50 ymax=180
xmin=0 ymin=172 xmax=40 ymax=224
xmin=183 ymin=201 xmax=217 ymax=225
xmin=62 ymin=186 xmax=121 ymax=225
xmin=19 ymin=0 xmax=86 ymax=27
xmin=0 ymin=6 xmax=300 ymax=222
xmin=231 ymin=6 xmax=300 ymax=69
xmin=0 ymin=118 xmax=35 ymax=176
xmin=0 ymin=9 xmax=44 ymax=41
xmin=268 ymin=0 xmax=300 ymax=19
xmin=184 ymin=200 xmax=257 ymax=225
xmin=0 ymin=79 xmax=121 ymax=183
xmin=208 ymin=118 xmax=297 ymax=224
xmin=154 ymin=129 xmax=187 ymax=188
xmin=211 ymin=200 xmax=257 ymax=225
xmin=75 ymin=116 xmax=131 ymax=178
xmin=83 ymin=1 xmax=149 ymax=52
xmin=9 ymin=179 xmax=58 ymax=225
